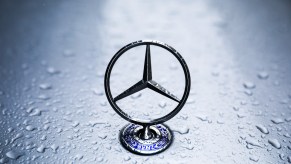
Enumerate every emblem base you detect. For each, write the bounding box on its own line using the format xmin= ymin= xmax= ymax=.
xmin=120 ymin=123 xmax=173 ymax=155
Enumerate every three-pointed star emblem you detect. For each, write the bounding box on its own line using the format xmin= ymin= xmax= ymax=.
xmin=113 ymin=45 xmax=180 ymax=103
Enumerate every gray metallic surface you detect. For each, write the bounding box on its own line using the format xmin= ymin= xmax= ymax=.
xmin=0 ymin=0 xmax=291 ymax=163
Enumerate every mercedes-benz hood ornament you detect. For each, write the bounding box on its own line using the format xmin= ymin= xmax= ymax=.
xmin=104 ymin=40 xmax=191 ymax=155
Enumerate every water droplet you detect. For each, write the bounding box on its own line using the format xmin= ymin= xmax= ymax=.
xmin=50 ymin=144 xmax=59 ymax=153
xmin=87 ymin=121 xmax=106 ymax=127
xmin=283 ymin=133 xmax=290 ymax=138
xmin=178 ymin=114 xmax=188 ymax=120
xmin=29 ymin=108 xmax=42 ymax=116
xmin=25 ymin=125 xmax=36 ymax=131
xmin=75 ymin=154 xmax=83 ymax=160
xmin=24 ymin=141 xmax=35 ymax=150
xmin=97 ymin=157 xmax=103 ymax=162
xmin=241 ymin=100 xmax=247 ymax=105
xmin=217 ymin=120 xmax=224 ymax=124
xmin=186 ymin=98 xmax=195 ymax=104
xmin=279 ymin=153 xmax=285 ymax=160
xmin=124 ymin=156 xmax=131 ymax=161
xmin=131 ymin=92 xmax=142 ymax=99
xmin=256 ymin=125 xmax=269 ymax=134
xmin=26 ymin=107 xmax=34 ymax=113
xmin=285 ymin=117 xmax=291 ymax=122
xmin=10 ymin=133 xmax=23 ymax=144
xmin=98 ymin=134 xmax=107 ymax=139
xmin=237 ymin=114 xmax=246 ymax=118
xmin=233 ymin=106 xmax=239 ymax=111
xmin=71 ymin=121 xmax=80 ymax=127
xmin=244 ymin=90 xmax=253 ymax=96
xmin=252 ymin=101 xmax=260 ymax=106
xmin=43 ymin=124 xmax=50 ymax=131
xmin=268 ymin=138 xmax=281 ymax=149
xmin=246 ymin=138 xmax=261 ymax=147
xmin=92 ymin=89 xmax=103 ymax=96
xmin=271 ymin=118 xmax=284 ymax=124
xmin=40 ymin=135 xmax=47 ymax=141
xmin=243 ymin=81 xmax=256 ymax=89
xmin=100 ymin=101 xmax=107 ymax=106
xmin=57 ymin=128 xmax=63 ymax=133
xmin=287 ymin=156 xmax=291 ymax=163
xmin=249 ymin=156 xmax=259 ymax=162
xmin=5 ymin=150 xmax=24 ymax=160
xmin=37 ymin=145 xmax=46 ymax=153
xmin=46 ymin=66 xmax=60 ymax=75
xmin=39 ymin=83 xmax=52 ymax=90
xmin=159 ymin=101 xmax=166 ymax=108
xmin=172 ymin=126 xmax=189 ymax=134
xmin=196 ymin=115 xmax=208 ymax=121
xmin=31 ymin=155 xmax=39 ymax=161
xmin=182 ymin=145 xmax=194 ymax=150
xmin=280 ymin=99 xmax=288 ymax=104
xmin=37 ymin=94 xmax=50 ymax=100
xmin=257 ymin=71 xmax=269 ymax=79
xmin=158 ymin=154 xmax=164 ymax=159
xmin=180 ymin=153 xmax=187 ymax=158
xmin=238 ymin=125 xmax=244 ymax=129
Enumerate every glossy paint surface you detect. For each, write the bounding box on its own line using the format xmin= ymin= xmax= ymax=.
xmin=0 ymin=0 xmax=291 ymax=163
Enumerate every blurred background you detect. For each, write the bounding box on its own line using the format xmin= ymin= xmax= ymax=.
xmin=0 ymin=0 xmax=291 ymax=163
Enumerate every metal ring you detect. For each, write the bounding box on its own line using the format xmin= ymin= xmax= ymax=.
xmin=104 ymin=40 xmax=191 ymax=125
